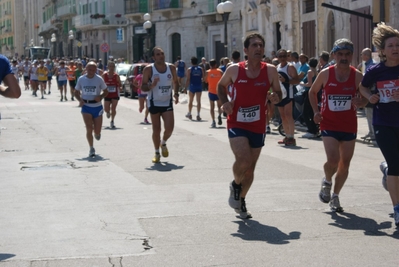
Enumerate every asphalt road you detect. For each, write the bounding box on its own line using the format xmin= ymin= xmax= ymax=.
xmin=0 ymin=81 xmax=397 ymax=267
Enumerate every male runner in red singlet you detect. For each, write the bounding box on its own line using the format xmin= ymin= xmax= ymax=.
xmin=217 ymin=33 xmax=282 ymax=219
xmin=309 ymin=38 xmax=366 ymax=212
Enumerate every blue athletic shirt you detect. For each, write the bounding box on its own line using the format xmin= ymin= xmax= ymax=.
xmin=189 ymin=66 xmax=203 ymax=90
xmin=177 ymin=60 xmax=185 ymax=76
xmin=0 ymin=55 xmax=12 ymax=83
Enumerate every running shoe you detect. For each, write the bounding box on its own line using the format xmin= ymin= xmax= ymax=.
xmin=41 ymin=96 xmax=44 ymax=99
xmin=64 ymin=96 xmax=68 ymax=101
xmin=152 ymin=153 xmax=161 ymax=163
xmin=60 ymin=96 xmax=63 ymax=102
xmin=95 ymin=134 xmax=101 ymax=141
xmin=278 ymin=137 xmax=287 ymax=144
xmin=48 ymin=91 xmax=51 ymax=94
xmin=394 ymin=205 xmax=399 ymax=227
xmin=71 ymin=97 xmax=75 ymax=101
xmin=229 ymin=181 xmax=241 ymax=210
xmin=211 ymin=121 xmax=216 ymax=128
xmin=44 ymin=91 xmax=47 ymax=95
xmin=110 ymin=121 xmax=115 ymax=129
xmin=106 ymin=112 xmax=111 ymax=119
xmin=218 ymin=115 xmax=222 ymax=125
xmin=144 ymin=118 xmax=149 ymax=124
xmin=380 ymin=161 xmax=388 ymax=191
xmin=89 ymin=147 xmax=95 ymax=157
xmin=329 ymin=195 xmax=344 ymax=212
xmin=185 ymin=113 xmax=192 ymax=120
xmin=161 ymin=144 xmax=169 ymax=157
xmin=319 ymin=178 xmax=332 ymax=203
xmin=285 ymin=138 xmax=296 ymax=146
xmin=266 ymin=125 xmax=271 ymax=134
xmin=196 ymin=115 xmax=201 ymax=121
xmin=235 ymin=198 xmax=252 ymax=219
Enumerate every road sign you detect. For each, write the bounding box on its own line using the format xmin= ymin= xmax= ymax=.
xmin=77 ymin=41 xmax=82 ymax=48
xmin=100 ymin=43 xmax=109 ymax=53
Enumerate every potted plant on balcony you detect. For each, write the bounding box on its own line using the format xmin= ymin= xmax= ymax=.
xmin=102 ymin=19 xmax=110 ymax=25
xmin=91 ymin=13 xmax=100 ymax=19
xmin=115 ymin=14 xmax=121 ymax=18
xmin=99 ymin=14 xmax=106 ymax=18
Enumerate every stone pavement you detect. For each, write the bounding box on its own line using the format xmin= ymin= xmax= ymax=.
xmin=0 ymin=86 xmax=397 ymax=267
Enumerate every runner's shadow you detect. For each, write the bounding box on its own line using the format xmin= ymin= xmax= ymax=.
xmin=75 ymin=154 xmax=108 ymax=162
xmin=282 ymin=146 xmax=308 ymax=150
xmin=231 ymin=220 xmax=301 ymax=245
xmin=0 ymin=254 xmax=15 ymax=261
xmin=103 ymin=126 xmax=123 ymax=130
xmin=145 ymin=162 xmax=184 ymax=172
xmin=326 ymin=212 xmax=398 ymax=238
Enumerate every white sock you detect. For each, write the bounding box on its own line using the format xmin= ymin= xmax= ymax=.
xmin=324 ymin=178 xmax=332 ymax=184
xmin=161 ymin=140 xmax=166 ymax=146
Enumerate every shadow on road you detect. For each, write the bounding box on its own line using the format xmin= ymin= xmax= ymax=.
xmin=145 ymin=162 xmax=184 ymax=172
xmin=231 ymin=219 xmax=301 ymax=245
xmin=326 ymin=211 xmax=398 ymax=238
xmin=75 ymin=154 xmax=108 ymax=162
xmin=0 ymin=254 xmax=16 ymax=261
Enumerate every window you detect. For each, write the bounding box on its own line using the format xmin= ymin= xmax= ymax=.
xmin=102 ymin=0 xmax=106 ymax=14
xmin=63 ymin=20 xmax=68 ymax=34
xmin=95 ymin=1 xmax=98 ymax=13
xmin=303 ymin=0 xmax=315 ymax=13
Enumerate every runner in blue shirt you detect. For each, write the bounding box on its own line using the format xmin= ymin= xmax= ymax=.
xmin=175 ymin=56 xmax=186 ymax=92
xmin=185 ymin=56 xmax=204 ymax=121
xmin=0 ymin=54 xmax=21 ymax=99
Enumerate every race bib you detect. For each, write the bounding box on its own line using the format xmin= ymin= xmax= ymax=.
xmin=377 ymin=79 xmax=399 ymax=103
xmin=328 ymin=95 xmax=352 ymax=111
xmin=83 ymin=86 xmax=97 ymax=96
xmin=237 ymin=105 xmax=260 ymax=122
xmin=158 ymin=85 xmax=170 ymax=95
xmin=108 ymin=86 xmax=116 ymax=93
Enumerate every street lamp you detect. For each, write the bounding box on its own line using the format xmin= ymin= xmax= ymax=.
xmin=68 ymin=30 xmax=74 ymax=58
xmin=51 ymin=33 xmax=56 ymax=58
xmin=143 ymin=13 xmax=152 ymax=63
xmin=217 ymin=1 xmax=233 ymax=57
xmin=39 ymin=36 xmax=44 ymax=47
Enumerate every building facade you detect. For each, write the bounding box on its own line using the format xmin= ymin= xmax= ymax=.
xmin=13 ymin=0 xmax=399 ymax=67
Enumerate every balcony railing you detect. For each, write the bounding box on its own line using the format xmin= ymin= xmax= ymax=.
xmin=92 ymin=15 xmax=127 ymax=28
xmin=125 ymin=0 xmax=149 ymax=14
xmin=73 ymin=14 xmax=93 ymax=28
xmin=153 ymin=0 xmax=182 ymax=10
xmin=57 ymin=5 xmax=77 ymax=18
xmin=39 ymin=19 xmax=54 ymax=33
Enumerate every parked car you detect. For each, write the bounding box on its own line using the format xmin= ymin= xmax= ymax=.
xmin=115 ymin=63 xmax=132 ymax=89
xmin=123 ymin=63 xmax=148 ymax=99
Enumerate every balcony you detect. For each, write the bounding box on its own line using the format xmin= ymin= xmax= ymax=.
xmin=57 ymin=5 xmax=77 ymax=19
xmin=92 ymin=15 xmax=128 ymax=29
xmin=124 ymin=0 xmax=149 ymax=22
xmin=73 ymin=14 xmax=93 ymax=30
xmin=197 ymin=0 xmax=218 ymax=17
xmin=153 ymin=0 xmax=183 ymax=17
xmin=39 ymin=18 xmax=57 ymax=35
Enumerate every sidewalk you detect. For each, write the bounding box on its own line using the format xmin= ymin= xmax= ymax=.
xmin=185 ymin=91 xmax=374 ymax=144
